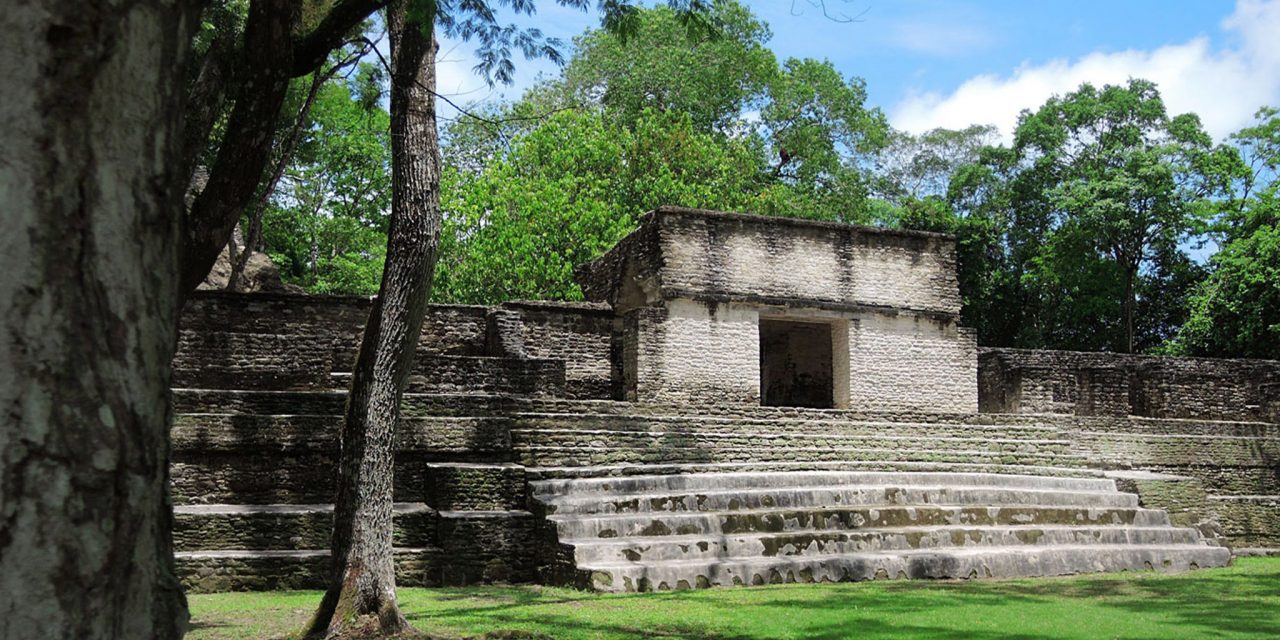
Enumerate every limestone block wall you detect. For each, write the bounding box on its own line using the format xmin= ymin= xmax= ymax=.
xmin=979 ymin=348 xmax=1280 ymax=422
xmin=625 ymin=299 xmax=761 ymax=404
xmin=657 ymin=209 xmax=962 ymax=314
xmin=578 ymin=207 xmax=963 ymax=317
xmin=846 ymin=314 xmax=978 ymax=413
xmin=502 ymin=300 xmax=616 ymax=400
xmin=1055 ymin=415 xmax=1280 ymax=549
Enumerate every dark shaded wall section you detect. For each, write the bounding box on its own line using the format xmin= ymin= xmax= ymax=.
xmin=176 ymin=291 xmax=615 ymax=400
xmin=979 ymin=348 xmax=1280 ymax=423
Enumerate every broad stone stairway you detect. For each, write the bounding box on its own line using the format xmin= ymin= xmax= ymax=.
xmin=515 ymin=406 xmax=1231 ymax=592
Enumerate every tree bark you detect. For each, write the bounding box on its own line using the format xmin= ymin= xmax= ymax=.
xmin=1123 ymin=264 xmax=1137 ymax=354
xmin=0 ymin=1 xmax=199 ymax=639
xmin=305 ymin=2 xmax=441 ymax=637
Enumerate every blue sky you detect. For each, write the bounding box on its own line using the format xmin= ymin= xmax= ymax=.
xmin=434 ymin=0 xmax=1280 ymax=142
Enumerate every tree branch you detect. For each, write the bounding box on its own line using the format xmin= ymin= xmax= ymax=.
xmin=293 ymin=0 xmax=390 ymax=77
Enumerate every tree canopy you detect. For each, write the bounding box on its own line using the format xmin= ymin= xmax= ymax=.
xmin=233 ymin=1 xmax=1275 ymax=360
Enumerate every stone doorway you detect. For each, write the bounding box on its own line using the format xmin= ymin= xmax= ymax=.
xmin=759 ymin=318 xmax=835 ymax=408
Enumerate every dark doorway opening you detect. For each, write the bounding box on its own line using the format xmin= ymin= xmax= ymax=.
xmin=760 ymin=318 xmax=834 ymax=408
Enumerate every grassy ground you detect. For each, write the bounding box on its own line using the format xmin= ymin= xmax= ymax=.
xmin=188 ymin=557 xmax=1280 ymax=639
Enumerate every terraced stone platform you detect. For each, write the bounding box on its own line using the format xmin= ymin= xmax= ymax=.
xmin=530 ymin=470 xmax=1230 ymax=592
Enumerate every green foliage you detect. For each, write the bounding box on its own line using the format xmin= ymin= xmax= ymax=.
xmin=558 ymin=1 xmax=777 ymax=133
xmin=949 ymin=80 xmax=1245 ymax=352
xmin=189 ymin=558 xmax=1280 ymax=640
xmin=435 ymin=109 xmax=762 ymax=303
xmin=433 ymin=0 xmax=891 ymax=303
xmin=755 ymin=58 xmax=890 ymax=223
xmin=1170 ymin=107 xmax=1280 ymax=358
xmin=875 ymin=125 xmax=999 ymax=207
xmin=262 ymin=79 xmax=392 ymax=295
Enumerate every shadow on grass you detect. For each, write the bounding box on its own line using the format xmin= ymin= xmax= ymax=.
xmin=402 ymin=564 xmax=1280 ymax=640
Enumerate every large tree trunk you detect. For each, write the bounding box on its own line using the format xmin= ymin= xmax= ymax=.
xmin=0 ymin=2 xmax=199 ymax=639
xmin=305 ymin=2 xmax=441 ymax=638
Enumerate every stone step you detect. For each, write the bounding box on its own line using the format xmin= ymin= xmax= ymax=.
xmin=1078 ymin=417 xmax=1280 ymax=438
xmin=576 ymin=544 xmax=1232 ymax=592
xmin=537 ymin=484 xmax=1138 ymax=516
xmin=532 ymin=470 xmax=1116 ymax=497
xmin=570 ymin=526 xmax=1207 ymax=564
xmin=172 ymin=503 xmax=436 ymax=551
xmin=172 ymin=330 xmax=336 ymax=390
xmin=549 ymin=505 xmax=1170 ymax=541
xmin=171 ymin=454 xmax=498 ymax=505
xmin=514 ymin=431 xmax=1074 ymax=457
xmin=171 ymin=388 xmax=516 ymax=418
xmin=513 ymin=414 xmax=1065 ymax=439
xmin=330 ymin=354 xmax=566 ymax=397
xmin=171 ymin=413 xmax=512 ymax=453
xmin=512 ymin=402 xmax=1059 ymax=426
xmin=175 ymin=548 xmax=442 ymax=592
xmin=516 ymin=445 xmax=1088 ymax=468
xmin=527 ymin=461 xmax=1105 ymax=482
xmin=1209 ymin=495 xmax=1280 ymax=548
xmin=1073 ymin=432 xmax=1280 ymax=467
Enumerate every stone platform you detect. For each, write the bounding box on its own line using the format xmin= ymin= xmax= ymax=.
xmin=169 ymin=208 xmax=1277 ymax=592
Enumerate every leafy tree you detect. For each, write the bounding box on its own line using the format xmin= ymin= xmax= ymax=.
xmin=951 ymin=80 xmax=1244 ymax=352
xmin=436 ymin=109 xmax=764 ymax=303
xmin=435 ymin=1 xmax=889 ymax=303
xmin=875 ymin=125 xmax=999 ymax=209
xmin=557 ymin=0 xmax=776 ymax=133
xmin=263 ymin=79 xmax=393 ymax=295
xmin=756 ymin=57 xmax=889 ymax=223
xmin=1171 ymin=107 xmax=1280 ymax=358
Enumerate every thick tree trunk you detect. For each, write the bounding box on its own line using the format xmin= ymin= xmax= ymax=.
xmin=0 ymin=2 xmax=199 ymax=639
xmin=305 ymin=2 xmax=441 ymax=638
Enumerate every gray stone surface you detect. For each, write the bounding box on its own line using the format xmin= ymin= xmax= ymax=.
xmin=167 ymin=208 xmax=1277 ymax=593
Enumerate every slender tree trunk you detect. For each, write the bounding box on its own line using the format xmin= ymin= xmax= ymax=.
xmin=0 ymin=1 xmax=199 ymax=638
xmin=305 ymin=2 xmax=440 ymax=637
xmin=1123 ymin=266 xmax=1136 ymax=353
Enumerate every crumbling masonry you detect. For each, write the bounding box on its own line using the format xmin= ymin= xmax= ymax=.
xmin=172 ymin=207 xmax=1278 ymax=592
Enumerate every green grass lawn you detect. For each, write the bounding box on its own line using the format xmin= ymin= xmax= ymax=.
xmin=188 ymin=557 xmax=1280 ymax=639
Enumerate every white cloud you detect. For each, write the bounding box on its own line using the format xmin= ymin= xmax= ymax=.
xmin=890 ymin=0 xmax=1280 ymax=142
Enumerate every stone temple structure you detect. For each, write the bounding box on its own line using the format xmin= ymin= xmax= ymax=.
xmin=172 ymin=206 xmax=1279 ymax=593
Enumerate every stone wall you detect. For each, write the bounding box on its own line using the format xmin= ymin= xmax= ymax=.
xmin=847 ymin=314 xmax=978 ymax=413
xmin=580 ymin=207 xmax=962 ymax=316
xmin=979 ymin=348 xmax=1280 ymax=422
xmin=623 ymin=299 xmax=761 ymax=404
xmin=1054 ymin=414 xmax=1280 ymax=549
xmin=171 ymin=292 xmax=619 ymax=591
xmin=502 ymin=300 xmax=615 ymax=400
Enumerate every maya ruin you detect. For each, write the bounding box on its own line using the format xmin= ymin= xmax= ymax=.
xmin=173 ymin=206 xmax=1278 ymax=593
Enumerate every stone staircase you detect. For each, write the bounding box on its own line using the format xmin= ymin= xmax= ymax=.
xmin=168 ymin=293 xmax=1243 ymax=593
xmin=514 ymin=406 xmax=1231 ymax=592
